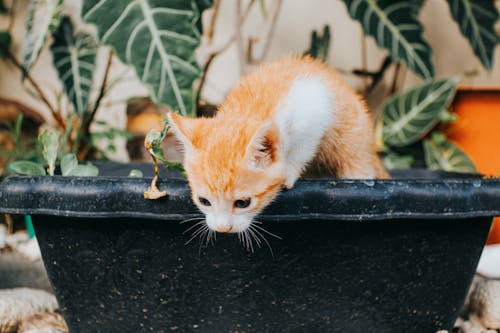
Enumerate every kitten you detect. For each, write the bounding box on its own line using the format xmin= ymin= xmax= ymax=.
xmin=168 ymin=56 xmax=388 ymax=233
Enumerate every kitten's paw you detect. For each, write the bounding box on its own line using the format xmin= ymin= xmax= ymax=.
xmin=283 ymin=178 xmax=296 ymax=190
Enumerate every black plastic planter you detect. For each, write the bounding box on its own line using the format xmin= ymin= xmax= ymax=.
xmin=0 ymin=163 xmax=499 ymax=333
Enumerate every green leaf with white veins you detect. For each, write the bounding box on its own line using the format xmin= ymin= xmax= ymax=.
xmin=22 ymin=0 xmax=64 ymax=75
xmin=381 ymin=78 xmax=457 ymax=147
xmin=51 ymin=16 xmax=97 ymax=116
xmin=342 ymin=0 xmax=434 ymax=79
xmin=448 ymin=0 xmax=500 ymax=70
xmin=81 ymin=0 xmax=204 ymax=116
xmin=424 ymin=139 xmax=476 ymax=173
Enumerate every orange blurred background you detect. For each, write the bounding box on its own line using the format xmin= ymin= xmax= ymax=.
xmin=447 ymin=88 xmax=500 ymax=244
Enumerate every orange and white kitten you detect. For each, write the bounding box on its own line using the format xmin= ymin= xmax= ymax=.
xmin=168 ymin=56 xmax=388 ymax=234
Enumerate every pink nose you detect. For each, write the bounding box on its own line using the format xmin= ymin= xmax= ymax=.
xmin=216 ymin=224 xmax=232 ymax=233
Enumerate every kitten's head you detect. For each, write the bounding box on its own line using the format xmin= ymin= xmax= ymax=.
xmin=168 ymin=112 xmax=286 ymax=233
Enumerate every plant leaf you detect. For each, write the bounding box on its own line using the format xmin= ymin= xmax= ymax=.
xmin=0 ymin=31 xmax=11 ymax=58
xmin=0 ymin=0 xmax=8 ymax=14
xmin=194 ymin=0 xmax=214 ymax=33
xmin=381 ymin=78 xmax=457 ymax=147
xmin=60 ymin=153 xmax=78 ymax=176
xmin=51 ymin=16 xmax=97 ymax=116
xmin=67 ymin=163 xmax=99 ymax=177
xmin=383 ymin=152 xmax=414 ymax=170
xmin=7 ymin=161 xmax=46 ymax=175
xmin=22 ymin=0 xmax=64 ymax=75
xmin=38 ymin=129 xmax=59 ymax=175
xmin=303 ymin=25 xmax=331 ymax=62
xmin=342 ymin=0 xmax=434 ymax=79
xmin=81 ymin=0 xmax=208 ymax=116
xmin=128 ymin=169 xmax=144 ymax=177
xmin=423 ymin=139 xmax=477 ymax=173
xmin=448 ymin=0 xmax=500 ymax=70
xmin=14 ymin=113 xmax=23 ymax=141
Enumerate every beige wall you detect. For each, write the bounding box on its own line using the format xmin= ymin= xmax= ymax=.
xmin=1 ymin=0 xmax=499 ymax=160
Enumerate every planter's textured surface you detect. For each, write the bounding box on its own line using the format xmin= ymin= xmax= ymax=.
xmin=0 ymin=163 xmax=499 ymax=333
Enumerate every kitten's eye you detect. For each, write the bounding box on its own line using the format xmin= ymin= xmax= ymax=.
xmin=198 ymin=197 xmax=211 ymax=207
xmin=234 ymin=198 xmax=252 ymax=209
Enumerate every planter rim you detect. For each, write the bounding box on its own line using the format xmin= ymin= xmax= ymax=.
xmin=1 ymin=169 xmax=499 ymax=221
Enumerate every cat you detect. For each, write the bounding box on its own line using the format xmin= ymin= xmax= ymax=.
xmin=168 ymin=56 xmax=388 ymax=234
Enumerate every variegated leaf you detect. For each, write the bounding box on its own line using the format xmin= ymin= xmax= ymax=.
xmin=303 ymin=25 xmax=331 ymax=62
xmin=448 ymin=0 xmax=500 ymax=70
xmin=39 ymin=129 xmax=59 ymax=176
xmin=342 ymin=0 xmax=434 ymax=79
xmin=423 ymin=139 xmax=476 ymax=173
xmin=381 ymin=78 xmax=457 ymax=147
xmin=195 ymin=0 xmax=213 ymax=33
xmin=51 ymin=16 xmax=97 ymax=116
xmin=7 ymin=161 xmax=46 ymax=175
xmin=81 ymin=0 xmax=205 ymax=116
xmin=22 ymin=0 xmax=64 ymax=74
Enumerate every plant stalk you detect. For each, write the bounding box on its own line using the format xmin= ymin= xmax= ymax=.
xmin=5 ymin=51 xmax=65 ymax=130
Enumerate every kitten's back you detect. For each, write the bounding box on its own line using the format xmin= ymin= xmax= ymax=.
xmin=213 ymin=56 xmax=388 ymax=179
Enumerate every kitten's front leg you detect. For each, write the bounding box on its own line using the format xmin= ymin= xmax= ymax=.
xmin=283 ymin=167 xmax=302 ymax=189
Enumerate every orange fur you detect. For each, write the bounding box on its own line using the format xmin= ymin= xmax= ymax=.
xmin=168 ymin=56 xmax=388 ymax=233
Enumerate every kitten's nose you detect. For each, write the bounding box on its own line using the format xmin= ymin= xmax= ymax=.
xmin=216 ymin=221 xmax=233 ymax=233
xmin=216 ymin=225 xmax=232 ymax=233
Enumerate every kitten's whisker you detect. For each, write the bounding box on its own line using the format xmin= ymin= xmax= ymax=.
xmin=252 ymin=223 xmax=282 ymax=240
xmin=185 ymin=224 xmax=208 ymax=245
xmin=245 ymin=230 xmax=255 ymax=253
xmin=179 ymin=217 xmax=205 ymax=224
xmin=199 ymin=227 xmax=211 ymax=252
xmin=205 ymin=229 xmax=214 ymax=247
xmin=247 ymin=227 xmax=262 ymax=247
xmin=250 ymin=224 xmax=275 ymax=258
xmin=183 ymin=221 xmax=206 ymax=234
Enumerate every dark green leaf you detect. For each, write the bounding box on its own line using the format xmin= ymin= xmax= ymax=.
xmin=14 ymin=114 xmax=23 ymax=141
xmin=423 ymin=139 xmax=477 ymax=173
xmin=81 ymin=0 xmax=204 ymax=116
xmin=194 ymin=0 xmax=214 ymax=33
xmin=8 ymin=161 xmax=46 ymax=175
xmin=0 ymin=0 xmax=8 ymax=14
xmin=22 ymin=0 xmax=64 ymax=75
xmin=0 ymin=31 xmax=11 ymax=58
xmin=381 ymin=78 xmax=457 ymax=147
xmin=448 ymin=0 xmax=500 ymax=70
xmin=343 ymin=0 xmax=434 ymax=79
xmin=303 ymin=25 xmax=331 ymax=62
xmin=51 ymin=16 xmax=97 ymax=116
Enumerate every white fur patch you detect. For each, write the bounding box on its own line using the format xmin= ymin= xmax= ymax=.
xmin=275 ymin=77 xmax=334 ymax=186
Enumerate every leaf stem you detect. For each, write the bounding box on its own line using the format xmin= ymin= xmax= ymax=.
xmin=78 ymin=49 xmax=113 ymax=159
xmin=5 ymin=50 xmax=65 ymax=130
xmin=87 ymin=49 xmax=113 ymax=129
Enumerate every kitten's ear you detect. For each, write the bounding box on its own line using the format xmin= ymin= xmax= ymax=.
xmin=167 ymin=112 xmax=197 ymax=153
xmin=245 ymin=121 xmax=281 ymax=168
